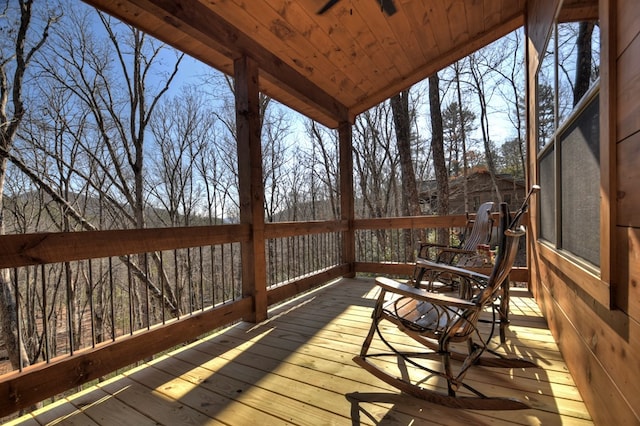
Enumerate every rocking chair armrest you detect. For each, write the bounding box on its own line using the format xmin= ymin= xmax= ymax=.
xmin=415 ymin=258 xmax=490 ymax=281
xmin=434 ymin=247 xmax=476 ymax=256
xmin=418 ymin=241 xmax=450 ymax=249
xmin=375 ymin=277 xmax=479 ymax=310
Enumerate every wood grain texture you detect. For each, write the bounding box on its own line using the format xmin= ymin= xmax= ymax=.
xmin=0 ymin=225 xmax=249 ymax=268
xmin=617 ymin=131 xmax=640 ymax=226
xmin=81 ymin=0 xmax=525 ymax=128
xmin=14 ymin=278 xmax=593 ymax=425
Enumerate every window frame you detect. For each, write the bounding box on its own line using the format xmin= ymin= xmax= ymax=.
xmin=533 ymin=14 xmax=614 ymax=310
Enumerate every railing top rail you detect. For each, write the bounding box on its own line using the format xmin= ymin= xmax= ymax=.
xmin=0 ymin=224 xmax=250 ymax=268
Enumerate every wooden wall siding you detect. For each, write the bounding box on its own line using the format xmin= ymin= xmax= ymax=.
xmin=527 ymin=0 xmax=640 ymax=423
xmin=616 ymin=0 xmax=640 ymax=323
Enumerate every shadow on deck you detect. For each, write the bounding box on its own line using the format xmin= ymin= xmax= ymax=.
xmin=10 ymin=278 xmax=592 ymax=425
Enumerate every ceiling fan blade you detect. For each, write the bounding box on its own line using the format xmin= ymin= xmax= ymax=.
xmin=317 ymin=0 xmax=340 ymax=14
xmin=380 ymin=0 xmax=397 ymax=16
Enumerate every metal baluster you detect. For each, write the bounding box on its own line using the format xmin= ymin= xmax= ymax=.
xmin=144 ymin=252 xmax=150 ymax=329
xmin=160 ymin=251 xmax=165 ymax=324
xmin=41 ymin=264 xmax=50 ymax=363
xmin=214 ymin=246 xmax=216 ymax=307
xmin=127 ymin=254 xmax=133 ymax=335
xmin=199 ymin=246 xmax=204 ymax=311
xmin=174 ymin=250 xmax=180 ymax=320
xmin=108 ymin=258 xmax=115 ymax=342
xmin=88 ymin=259 xmax=96 ymax=348
xmin=14 ymin=268 xmax=23 ymax=372
xmin=187 ymin=248 xmax=193 ymax=315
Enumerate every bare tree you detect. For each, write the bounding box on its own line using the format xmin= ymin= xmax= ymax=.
xmin=353 ymin=102 xmax=398 ymax=219
xmin=306 ymin=120 xmax=339 ymax=220
xmin=468 ymin=51 xmax=502 ymax=202
xmin=29 ymin=8 xmax=184 ymax=328
xmin=390 ymin=89 xmax=422 ymax=258
xmin=0 ymin=0 xmax=59 ymax=372
xmin=428 ymin=73 xmax=449 ymax=245
xmin=149 ymin=88 xmax=212 ymax=227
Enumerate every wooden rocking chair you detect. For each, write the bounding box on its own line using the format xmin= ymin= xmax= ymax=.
xmin=354 ymin=188 xmax=540 ymax=410
xmin=416 ymin=201 xmax=494 ymax=266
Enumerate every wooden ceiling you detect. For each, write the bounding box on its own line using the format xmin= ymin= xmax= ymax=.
xmin=81 ymin=0 xmax=530 ymax=128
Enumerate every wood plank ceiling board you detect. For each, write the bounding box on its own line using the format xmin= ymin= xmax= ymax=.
xmin=483 ymin=0 xmax=505 ymax=34
xmin=81 ymin=0 xmax=527 ymax=128
xmin=223 ymin=0 xmax=365 ymax=102
xmin=383 ymin=3 xmax=430 ymax=72
xmin=327 ymin=2 xmax=403 ymax=95
xmin=446 ymin=0 xmax=470 ymax=47
xmin=270 ymin=0 xmax=375 ymax=97
xmin=557 ymin=0 xmax=599 ymax=22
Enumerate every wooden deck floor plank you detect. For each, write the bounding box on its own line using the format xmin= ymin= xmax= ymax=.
xmin=186 ymin=309 xmax=588 ymax=422
xmin=164 ymin=353 xmax=432 ymax=426
xmin=229 ymin=309 xmax=573 ymax=379
xmin=4 ymin=415 xmax=40 ymax=426
xmin=167 ymin=342 xmax=383 ymax=425
xmin=97 ymin=375 xmax=224 ymax=425
xmin=64 ymin=386 xmax=160 ymax=426
xmin=14 ymin=396 xmax=101 ymax=426
xmin=122 ymin=359 xmax=296 ymax=425
xmin=173 ymin=332 xmax=503 ymax=426
xmin=284 ymin=305 xmax=565 ymax=363
xmin=16 ymin=278 xmax=593 ymax=425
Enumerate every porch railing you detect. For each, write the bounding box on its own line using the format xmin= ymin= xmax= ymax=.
xmin=0 ymin=213 xmax=527 ymax=418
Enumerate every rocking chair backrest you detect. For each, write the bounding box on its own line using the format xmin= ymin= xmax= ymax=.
xmin=460 ymin=201 xmax=494 ymax=251
xmin=473 ymin=186 xmax=539 ymax=307
xmin=473 ymin=202 xmax=525 ymax=307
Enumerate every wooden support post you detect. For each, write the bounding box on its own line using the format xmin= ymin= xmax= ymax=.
xmin=339 ymin=121 xmax=355 ymax=277
xmin=235 ymin=55 xmax=267 ymax=323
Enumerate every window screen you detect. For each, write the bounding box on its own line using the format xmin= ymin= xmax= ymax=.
xmin=559 ymin=94 xmax=600 ymax=266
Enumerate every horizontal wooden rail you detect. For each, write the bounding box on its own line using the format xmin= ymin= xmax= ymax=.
xmin=0 ymin=297 xmax=253 ymax=418
xmin=353 ymin=212 xmax=528 ymax=231
xmin=267 ymin=264 xmax=350 ymax=306
xmin=265 ymin=220 xmax=347 ymax=238
xmin=0 ymin=224 xmax=251 ymax=268
xmin=353 ymin=215 xmax=469 ymax=230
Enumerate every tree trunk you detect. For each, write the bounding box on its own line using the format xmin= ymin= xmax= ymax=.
xmin=454 ymin=61 xmax=470 ymax=214
xmin=574 ymin=21 xmax=595 ymax=106
xmin=428 ymin=74 xmax=449 ymax=245
xmin=391 ymin=90 xmax=423 ymax=259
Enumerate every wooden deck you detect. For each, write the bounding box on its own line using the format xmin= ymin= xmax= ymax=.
xmin=9 ymin=278 xmax=592 ymax=425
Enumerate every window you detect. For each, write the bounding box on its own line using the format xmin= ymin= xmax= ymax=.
xmin=536 ymin=20 xmax=600 ymax=270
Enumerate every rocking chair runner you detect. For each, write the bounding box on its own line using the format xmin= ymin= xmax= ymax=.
xmin=354 ymin=187 xmax=540 ymax=410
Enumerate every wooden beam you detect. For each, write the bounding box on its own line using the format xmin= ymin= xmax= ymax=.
xmin=94 ymin=0 xmax=348 ymax=126
xmin=264 ymin=220 xmax=348 ymax=239
xmin=339 ymin=121 xmax=355 ymax=277
xmin=527 ymin=0 xmax=562 ymax=64
xmin=0 ymin=225 xmax=249 ymax=268
xmin=236 ymin=56 xmax=267 ymax=323
xmin=599 ymin=0 xmax=616 ymax=292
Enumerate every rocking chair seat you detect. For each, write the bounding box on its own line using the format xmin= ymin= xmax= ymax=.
xmin=383 ymin=282 xmax=473 ymax=337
